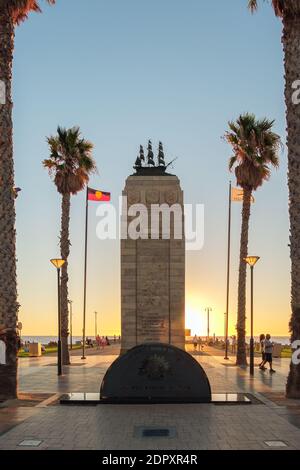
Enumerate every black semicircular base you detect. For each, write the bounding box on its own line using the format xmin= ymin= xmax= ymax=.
xmin=100 ymin=343 xmax=212 ymax=404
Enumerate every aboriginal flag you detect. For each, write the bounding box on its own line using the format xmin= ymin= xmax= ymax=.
xmin=87 ymin=187 xmax=111 ymax=202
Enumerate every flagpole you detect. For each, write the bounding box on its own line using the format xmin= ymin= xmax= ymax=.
xmin=81 ymin=186 xmax=89 ymax=360
xmin=224 ymin=181 xmax=231 ymax=360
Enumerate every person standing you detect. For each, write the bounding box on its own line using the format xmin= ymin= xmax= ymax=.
xmin=259 ymin=334 xmax=266 ymax=370
xmin=193 ymin=335 xmax=198 ymax=352
xmin=261 ymin=334 xmax=276 ymax=373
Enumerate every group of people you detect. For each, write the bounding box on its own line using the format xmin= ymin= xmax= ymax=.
xmin=259 ymin=334 xmax=276 ymax=373
xmin=90 ymin=335 xmax=110 ymax=349
xmin=192 ymin=335 xmax=204 ymax=351
xmin=192 ymin=333 xmax=276 ymax=373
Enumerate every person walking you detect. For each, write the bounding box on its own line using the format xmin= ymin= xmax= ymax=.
xmin=259 ymin=334 xmax=266 ymax=370
xmin=193 ymin=335 xmax=198 ymax=352
xmin=261 ymin=334 xmax=276 ymax=373
xmin=198 ymin=336 xmax=203 ymax=352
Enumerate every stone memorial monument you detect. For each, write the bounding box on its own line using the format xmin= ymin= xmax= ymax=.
xmin=121 ymin=141 xmax=185 ymax=353
xmin=59 ymin=144 xmax=249 ymax=406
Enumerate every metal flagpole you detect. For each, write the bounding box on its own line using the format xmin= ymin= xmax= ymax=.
xmin=81 ymin=187 xmax=89 ymax=360
xmin=69 ymin=300 xmax=73 ymax=350
xmin=224 ymin=181 xmax=232 ymax=360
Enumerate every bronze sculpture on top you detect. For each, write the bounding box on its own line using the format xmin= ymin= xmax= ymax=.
xmin=133 ymin=140 xmax=175 ymax=176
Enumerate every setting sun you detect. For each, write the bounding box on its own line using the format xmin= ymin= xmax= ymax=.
xmin=185 ymin=306 xmax=206 ymax=336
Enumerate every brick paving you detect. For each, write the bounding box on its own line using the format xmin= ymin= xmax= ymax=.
xmin=0 ymin=345 xmax=299 ymax=450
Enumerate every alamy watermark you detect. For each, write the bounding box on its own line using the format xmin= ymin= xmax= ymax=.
xmin=291 ymin=340 xmax=300 ymax=365
xmin=292 ymin=80 xmax=300 ymax=105
xmin=95 ymin=196 xmax=204 ymax=251
xmin=0 ymin=340 xmax=6 ymax=365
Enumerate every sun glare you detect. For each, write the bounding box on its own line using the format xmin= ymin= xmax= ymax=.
xmin=185 ymin=307 xmax=205 ymax=336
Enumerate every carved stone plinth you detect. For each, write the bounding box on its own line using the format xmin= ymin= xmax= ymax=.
xmin=121 ymin=174 xmax=185 ymax=353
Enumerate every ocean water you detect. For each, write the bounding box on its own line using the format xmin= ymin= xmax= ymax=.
xmin=21 ymin=335 xmax=119 ymax=345
xmin=248 ymin=336 xmax=291 ymax=346
xmin=21 ymin=335 xmax=291 ymax=346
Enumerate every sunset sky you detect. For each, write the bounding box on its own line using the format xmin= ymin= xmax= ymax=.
xmin=14 ymin=0 xmax=289 ymax=337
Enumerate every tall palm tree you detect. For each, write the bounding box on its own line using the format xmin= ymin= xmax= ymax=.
xmin=225 ymin=113 xmax=281 ymax=366
xmin=43 ymin=126 xmax=96 ymax=365
xmin=0 ymin=1 xmax=55 ymax=399
xmin=248 ymin=0 xmax=300 ymax=400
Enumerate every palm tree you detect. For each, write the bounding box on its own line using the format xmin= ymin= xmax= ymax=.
xmin=0 ymin=1 xmax=55 ymax=399
xmin=225 ymin=113 xmax=281 ymax=366
xmin=248 ymin=0 xmax=300 ymax=400
xmin=43 ymin=126 xmax=96 ymax=364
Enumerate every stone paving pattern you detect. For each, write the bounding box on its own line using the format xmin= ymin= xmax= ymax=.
xmin=0 ymin=344 xmax=300 ymax=450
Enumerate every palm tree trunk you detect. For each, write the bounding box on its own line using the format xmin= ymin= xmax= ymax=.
xmin=236 ymin=187 xmax=252 ymax=366
xmin=283 ymin=15 xmax=300 ymax=398
xmin=60 ymin=193 xmax=70 ymax=365
xmin=0 ymin=8 xmax=18 ymax=399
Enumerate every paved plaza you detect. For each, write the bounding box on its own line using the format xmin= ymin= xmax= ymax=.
xmin=0 ymin=345 xmax=300 ymax=450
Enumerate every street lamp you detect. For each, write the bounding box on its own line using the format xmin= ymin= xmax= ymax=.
xmin=205 ymin=307 xmax=212 ymax=343
xmin=94 ymin=311 xmax=98 ymax=339
xmin=68 ymin=300 xmax=73 ymax=350
xmin=244 ymin=256 xmax=260 ymax=376
xmin=50 ymin=258 xmax=66 ymax=376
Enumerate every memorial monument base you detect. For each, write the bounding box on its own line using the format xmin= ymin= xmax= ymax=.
xmin=60 ymin=393 xmax=252 ymax=405
xmin=60 ymin=344 xmax=252 ymax=406
xmin=60 ymin=342 xmax=254 ymax=405
xmin=100 ymin=343 xmax=212 ymax=404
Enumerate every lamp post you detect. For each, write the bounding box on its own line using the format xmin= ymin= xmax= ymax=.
xmin=94 ymin=311 xmax=98 ymax=339
xmin=224 ymin=181 xmax=232 ymax=360
xmin=50 ymin=259 xmax=65 ymax=376
xmin=244 ymin=256 xmax=260 ymax=376
xmin=68 ymin=300 xmax=73 ymax=350
xmin=205 ymin=307 xmax=212 ymax=343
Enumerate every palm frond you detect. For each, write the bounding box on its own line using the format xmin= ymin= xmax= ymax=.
xmin=247 ymin=0 xmax=298 ymax=18
xmin=44 ymin=126 xmax=97 ymax=195
xmin=224 ymin=112 xmax=281 ymax=190
xmin=248 ymin=0 xmax=258 ymax=13
xmin=229 ymin=156 xmax=237 ymax=171
xmin=1 ymin=1 xmax=56 ymax=25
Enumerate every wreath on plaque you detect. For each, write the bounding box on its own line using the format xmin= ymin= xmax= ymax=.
xmin=146 ymin=190 xmax=160 ymax=204
xmin=165 ymin=190 xmax=178 ymax=205
xmin=139 ymin=354 xmax=170 ymax=380
xmin=127 ymin=190 xmax=141 ymax=205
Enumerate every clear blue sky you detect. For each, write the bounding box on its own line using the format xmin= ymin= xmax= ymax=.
xmin=13 ymin=0 xmax=289 ymax=336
